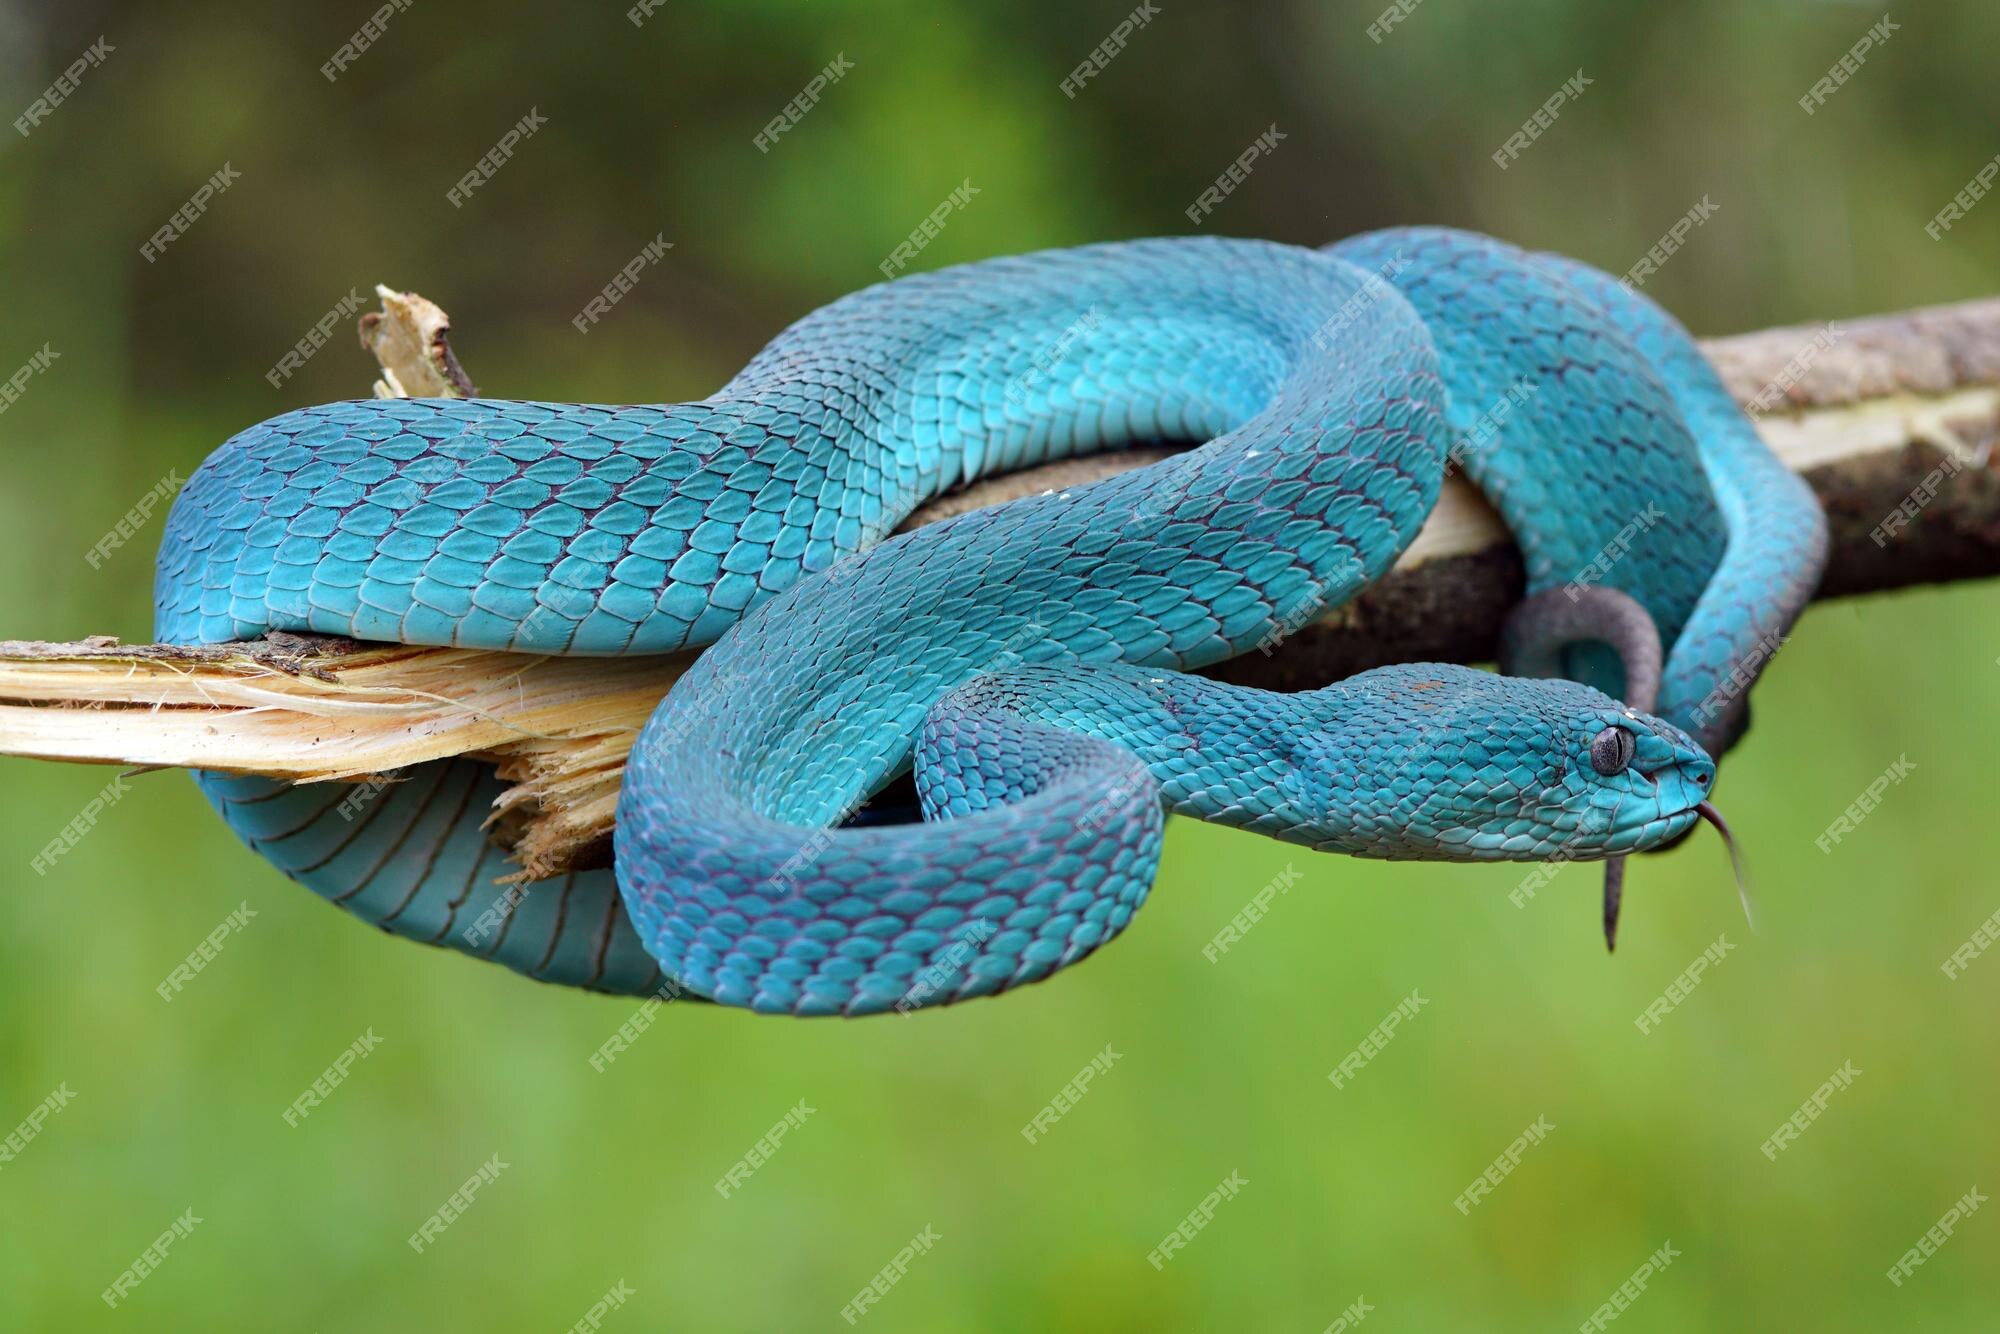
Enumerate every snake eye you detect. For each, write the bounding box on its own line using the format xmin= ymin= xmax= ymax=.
xmin=1590 ymin=726 xmax=1636 ymax=776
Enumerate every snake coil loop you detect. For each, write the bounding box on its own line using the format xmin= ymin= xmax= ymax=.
xmin=157 ymin=228 xmax=1825 ymax=1014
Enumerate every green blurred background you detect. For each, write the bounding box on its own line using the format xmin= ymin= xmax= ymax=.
xmin=2 ymin=0 xmax=1996 ymax=1328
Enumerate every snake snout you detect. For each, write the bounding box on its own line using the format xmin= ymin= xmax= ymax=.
xmin=1596 ymin=730 xmax=1730 ymax=949
xmin=1643 ymin=751 xmax=1714 ymax=810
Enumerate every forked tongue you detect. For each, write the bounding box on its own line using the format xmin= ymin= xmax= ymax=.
xmin=1602 ymin=800 xmax=1756 ymax=952
xmin=1602 ymin=857 xmax=1627 ymax=953
xmin=1696 ymin=800 xmax=1757 ymax=934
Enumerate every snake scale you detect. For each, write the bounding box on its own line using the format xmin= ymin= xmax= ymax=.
xmin=154 ymin=228 xmax=1827 ymax=1016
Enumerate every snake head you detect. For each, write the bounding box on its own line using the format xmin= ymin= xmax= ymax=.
xmin=1548 ymin=703 xmax=1715 ymax=857
xmin=1299 ymin=664 xmax=1715 ymax=862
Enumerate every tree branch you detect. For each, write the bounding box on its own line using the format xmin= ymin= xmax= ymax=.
xmin=2 ymin=289 xmax=1994 ymax=878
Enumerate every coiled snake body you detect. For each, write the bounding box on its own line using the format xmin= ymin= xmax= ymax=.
xmin=155 ymin=229 xmax=1826 ymax=1016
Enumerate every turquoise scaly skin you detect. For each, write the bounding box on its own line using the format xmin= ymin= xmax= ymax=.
xmin=154 ymin=229 xmax=1825 ymax=1014
xmin=1531 ymin=254 xmax=1829 ymax=752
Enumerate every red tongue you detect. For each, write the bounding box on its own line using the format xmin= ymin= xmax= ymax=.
xmin=1602 ymin=802 xmax=1754 ymax=954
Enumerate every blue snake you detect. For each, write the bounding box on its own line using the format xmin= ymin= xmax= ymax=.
xmin=154 ymin=229 xmax=1826 ymax=1016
